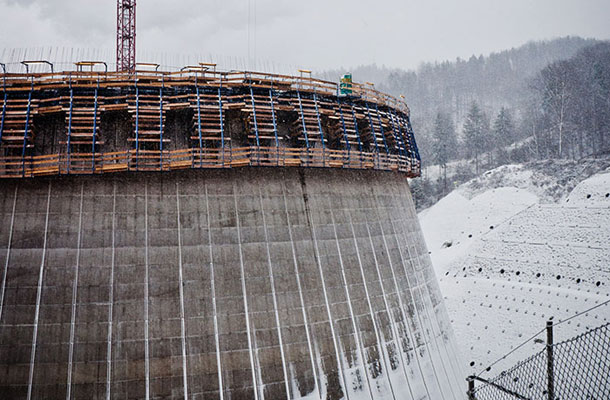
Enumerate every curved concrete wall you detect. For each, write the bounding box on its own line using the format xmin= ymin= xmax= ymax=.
xmin=0 ymin=168 xmax=463 ymax=399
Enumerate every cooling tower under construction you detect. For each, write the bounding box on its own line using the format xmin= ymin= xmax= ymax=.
xmin=0 ymin=67 xmax=464 ymax=399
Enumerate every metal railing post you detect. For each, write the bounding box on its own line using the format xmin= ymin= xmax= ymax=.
xmin=546 ymin=320 xmax=555 ymax=400
xmin=467 ymin=376 xmax=476 ymax=400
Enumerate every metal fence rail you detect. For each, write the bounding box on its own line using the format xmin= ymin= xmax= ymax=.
xmin=468 ymin=322 xmax=610 ymax=400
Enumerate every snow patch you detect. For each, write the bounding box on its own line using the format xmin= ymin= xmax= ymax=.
xmin=566 ymin=169 xmax=610 ymax=206
xmin=418 ymin=162 xmax=610 ymax=380
xmin=421 ymin=187 xmax=538 ymax=273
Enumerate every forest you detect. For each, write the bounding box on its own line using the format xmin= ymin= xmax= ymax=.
xmin=327 ymin=37 xmax=610 ymax=208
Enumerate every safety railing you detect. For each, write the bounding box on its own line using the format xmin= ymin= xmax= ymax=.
xmin=0 ymin=68 xmax=410 ymax=115
xmin=0 ymin=146 xmax=420 ymax=179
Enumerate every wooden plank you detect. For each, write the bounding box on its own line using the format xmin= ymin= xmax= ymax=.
xmin=284 ymin=159 xmax=302 ymax=167
xmin=101 ymin=163 xmax=129 ymax=172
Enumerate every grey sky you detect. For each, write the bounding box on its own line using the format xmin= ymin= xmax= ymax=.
xmin=0 ymin=0 xmax=609 ymax=71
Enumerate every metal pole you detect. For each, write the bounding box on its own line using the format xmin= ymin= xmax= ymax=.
xmin=467 ymin=376 xmax=476 ymax=400
xmin=546 ymin=320 xmax=555 ymax=400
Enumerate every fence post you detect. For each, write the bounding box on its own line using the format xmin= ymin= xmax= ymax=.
xmin=546 ymin=320 xmax=555 ymax=400
xmin=467 ymin=376 xmax=476 ymax=400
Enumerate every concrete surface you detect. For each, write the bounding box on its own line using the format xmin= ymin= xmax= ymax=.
xmin=0 ymin=168 xmax=462 ymax=399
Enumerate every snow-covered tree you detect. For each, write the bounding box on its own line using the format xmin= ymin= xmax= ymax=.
xmin=535 ymin=60 xmax=577 ymax=158
xmin=432 ymin=111 xmax=457 ymax=192
xmin=532 ymin=42 xmax=610 ymax=159
xmin=493 ymin=107 xmax=515 ymax=163
xmin=463 ymin=101 xmax=487 ymax=174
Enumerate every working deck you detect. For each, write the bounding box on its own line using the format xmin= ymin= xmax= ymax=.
xmin=0 ymin=67 xmax=421 ymax=178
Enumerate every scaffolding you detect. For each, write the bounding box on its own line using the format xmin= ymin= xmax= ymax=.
xmin=0 ymin=66 xmax=420 ymax=178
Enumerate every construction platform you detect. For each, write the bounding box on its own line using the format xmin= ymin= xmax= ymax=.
xmin=0 ymin=65 xmax=420 ymax=179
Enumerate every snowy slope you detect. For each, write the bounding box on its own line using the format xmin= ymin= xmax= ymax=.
xmin=420 ymin=187 xmax=538 ymax=272
xmin=419 ymin=162 xmax=610 ymax=381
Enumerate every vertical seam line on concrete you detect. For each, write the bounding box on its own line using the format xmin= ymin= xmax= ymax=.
xmin=66 ymin=182 xmax=85 ymax=400
xmin=404 ymin=224 xmax=459 ymax=399
xmin=402 ymin=186 xmax=464 ymax=395
xmin=281 ymin=180 xmax=321 ymax=400
xmin=26 ymin=181 xmax=52 ymax=400
xmin=389 ymin=214 xmax=448 ymax=399
xmin=106 ymin=180 xmax=117 ymax=400
xmin=345 ymin=210 xmax=397 ymax=398
xmin=413 ymin=256 xmax=462 ymax=399
xmin=301 ymin=178 xmax=350 ymax=400
xmin=176 ymin=182 xmax=189 ymax=399
xmin=205 ymin=182 xmax=224 ymax=400
xmin=233 ymin=181 xmax=261 ymax=400
xmin=144 ymin=182 xmax=150 ymax=400
xmin=408 ymin=192 xmax=464 ymax=386
xmin=329 ymin=209 xmax=374 ymax=400
xmin=396 ymin=193 xmax=460 ymax=396
xmin=258 ymin=187 xmax=291 ymax=399
xmin=389 ymin=216 xmax=445 ymax=396
xmin=369 ymin=197 xmax=426 ymax=400
xmin=410 ymin=238 xmax=461 ymax=395
xmin=361 ymin=210 xmax=416 ymax=400
xmin=0 ymin=185 xmax=18 ymax=323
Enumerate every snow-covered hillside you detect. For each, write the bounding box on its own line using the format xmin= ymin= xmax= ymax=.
xmin=419 ymin=160 xmax=610 ymax=381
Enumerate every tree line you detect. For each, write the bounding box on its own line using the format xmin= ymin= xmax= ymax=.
xmin=409 ymin=41 xmax=610 ymax=208
xmin=321 ymin=37 xmax=609 ymax=208
xmin=527 ymin=43 xmax=610 ymax=159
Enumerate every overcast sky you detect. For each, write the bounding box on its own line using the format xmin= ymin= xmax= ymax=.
xmin=0 ymin=0 xmax=609 ymax=72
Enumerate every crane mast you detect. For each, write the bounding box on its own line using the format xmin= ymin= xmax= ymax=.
xmin=117 ymin=0 xmax=136 ymax=72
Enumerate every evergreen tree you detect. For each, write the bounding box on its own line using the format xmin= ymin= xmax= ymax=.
xmin=432 ymin=112 xmax=457 ymax=193
xmin=493 ymin=107 xmax=515 ymax=163
xmin=463 ymin=101 xmax=487 ymax=174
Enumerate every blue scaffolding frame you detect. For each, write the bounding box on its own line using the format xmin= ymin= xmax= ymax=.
xmin=159 ymin=76 xmax=164 ymax=169
xmin=374 ymin=103 xmax=390 ymax=155
xmin=296 ymin=90 xmax=310 ymax=165
xmin=218 ymin=86 xmax=225 ymax=166
xmin=269 ymin=88 xmax=280 ymax=165
xmin=67 ymin=78 xmax=74 ymax=173
xmin=0 ymin=65 xmax=6 ymax=145
xmin=134 ymin=76 xmax=140 ymax=170
xmin=21 ymin=86 xmax=33 ymax=177
xmin=336 ymin=99 xmax=351 ymax=154
xmin=249 ymin=85 xmax=260 ymax=163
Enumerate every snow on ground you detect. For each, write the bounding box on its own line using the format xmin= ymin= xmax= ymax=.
xmin=419 ymin=160 xmax=610 ymax=382
xmin=420 ymin=187 xmax=538 ymax=272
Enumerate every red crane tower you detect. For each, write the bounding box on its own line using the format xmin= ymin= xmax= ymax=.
xmin=116 ymin=0 xmax=136 ymax=72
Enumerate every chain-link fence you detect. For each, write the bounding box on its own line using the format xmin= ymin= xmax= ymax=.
xmin=468 ymin=322 xmax=610 ymax=400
